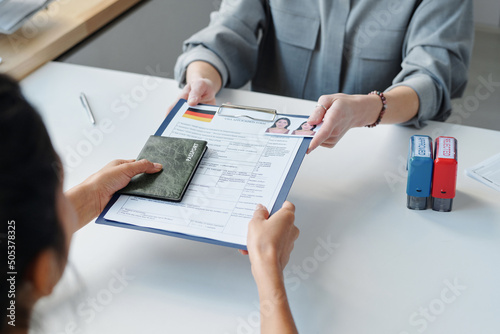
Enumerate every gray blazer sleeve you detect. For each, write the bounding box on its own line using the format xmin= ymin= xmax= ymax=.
xmin=387 ymin=0 xmax=474 ymax=128
xmin=174 ymin=0 xmax=267 ymax=88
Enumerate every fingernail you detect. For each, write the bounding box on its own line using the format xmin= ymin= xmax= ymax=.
xmin=154 ymin=163 xmax=163 ymax=169
xmin=188 ymin=97 xmax=197 ymax=104
xmin=255 ymin=204 xmax=264 ymax=210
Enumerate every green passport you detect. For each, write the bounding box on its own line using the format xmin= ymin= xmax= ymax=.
xmin=120 ymin=135 xmax=207 ymax=202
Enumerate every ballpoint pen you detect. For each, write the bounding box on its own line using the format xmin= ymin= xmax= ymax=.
xmin=79 ymin=92 xmax=96 ymax=125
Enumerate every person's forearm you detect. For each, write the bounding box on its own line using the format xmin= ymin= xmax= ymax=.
xmin=380 ymin=85 xmax=419 ymax=124
xmin=360 ymin=86 xmax=419 ymax=127
xmin=253 ymin=264 xmax=298 ymax=334
xmin=65 ymin=182 xmax=99 ymax=231
xmin=186 ymin=61 xmax=223 ymax=92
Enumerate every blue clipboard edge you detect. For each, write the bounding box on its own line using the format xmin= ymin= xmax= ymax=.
xmin=96 ymin=99 xmax=310 ymax=250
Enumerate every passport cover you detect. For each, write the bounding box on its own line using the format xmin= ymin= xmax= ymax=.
xmin=120 ymin=135 xmax=207 ymax=202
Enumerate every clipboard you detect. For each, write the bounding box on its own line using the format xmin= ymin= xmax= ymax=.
xmin=96 ymin=99 xmax=311 ymax=249
xmin=217 ymin=103 xmax=277 ymax=121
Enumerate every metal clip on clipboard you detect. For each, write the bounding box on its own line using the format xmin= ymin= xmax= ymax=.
xmin=216 ymin=104 xmax=277 ymax=122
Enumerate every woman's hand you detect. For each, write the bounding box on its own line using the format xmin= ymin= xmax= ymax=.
xmin=167 ymin=61 xmax=222 ymax=114
xmin=167 ymin=79 xmax=219 ymax=113
xmin=66 ymin=159 xmax=162 ymax=230
xmin=243 ymin=202 xmax=299 ymax=275
xmin=307 ymin=87 xmax=420 ymax=153
xmin=86 ymin=159 xmax=162 ymax=212
xmin=241 ymin=201 xmax=299 ymax=334
xmin=307 ymin=93 xmax=382 ymax=153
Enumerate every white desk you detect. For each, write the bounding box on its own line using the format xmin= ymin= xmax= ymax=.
xmin=21 ymin=62 xmax=500 ymax=334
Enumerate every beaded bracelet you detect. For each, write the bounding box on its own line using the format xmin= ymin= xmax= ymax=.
xmin=366 ymin=90 xmax=387 ymax=128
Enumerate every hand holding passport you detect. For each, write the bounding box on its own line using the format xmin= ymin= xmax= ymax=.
xmin=120 ymin=136 xmax=207 ymax=202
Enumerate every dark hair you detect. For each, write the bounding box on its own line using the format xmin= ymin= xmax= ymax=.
xmin=270 ymin=117 xmax=291 ymax=129
xmin=296 ymin=121 xmax=316 ymax=131
xmin=0 ymin=74 xmax=65 ymax=331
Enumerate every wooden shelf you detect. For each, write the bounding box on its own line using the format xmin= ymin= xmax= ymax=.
xmin=0 ymin=0 xmax=142 ymax=80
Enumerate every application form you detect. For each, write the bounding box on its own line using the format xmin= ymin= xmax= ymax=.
xmin=104 ymin=102 xmax=306 ymax=246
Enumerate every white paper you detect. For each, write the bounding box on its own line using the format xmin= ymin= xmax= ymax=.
xmin=465 ymin=152 xmax=500 ymax=192
xmin=104 ymin=103 xmax=305 ymax=246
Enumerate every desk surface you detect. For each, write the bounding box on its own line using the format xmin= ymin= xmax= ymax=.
xmin=21 ymin=62 xmax=500 ymax=334
xmin=0 ymin=0 xmax=141 ymax=80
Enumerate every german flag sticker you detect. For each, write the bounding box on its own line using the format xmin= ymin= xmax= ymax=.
xmin=182 ymin=108 xmax=216 ymax=122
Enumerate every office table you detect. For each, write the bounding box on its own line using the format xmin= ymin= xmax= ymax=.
xmin=20 ymin=62 xmax=500 ymax=334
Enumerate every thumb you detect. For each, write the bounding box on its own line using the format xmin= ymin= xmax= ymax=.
xmin=120 ymin=159 xmax=163 ymax=178
xmin=181 ymin=83 xmax=198 ymax=106
xmin=187 ymin=95 xmax=199 ymax=106
xmin=270 ymin=201 xmax=295 ymax=224
xmin=252 ymin=204 xmax=269 ymax=220
xmin=188 ymin=81 xmax=203 ymax=106
xmin=280 ymin=201 xmax=295 ymax=213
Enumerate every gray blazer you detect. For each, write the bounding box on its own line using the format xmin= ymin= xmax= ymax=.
xmin=175 ymin=0 xmax=474 ymax=127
